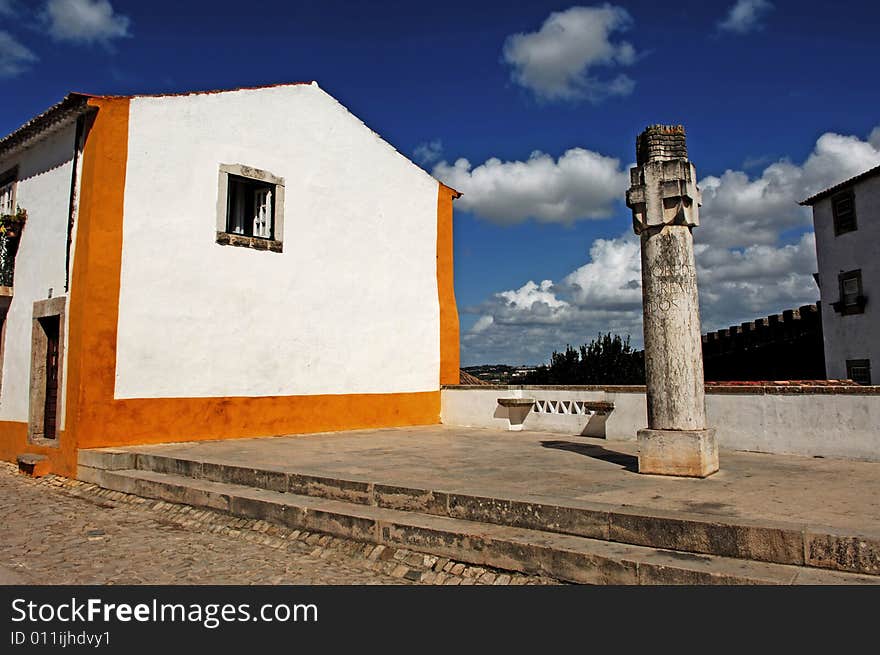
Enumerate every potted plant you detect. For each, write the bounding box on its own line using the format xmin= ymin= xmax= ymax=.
xmin=0 ymin=206 xmax=26 ymax=287
xmin=0 ymin=206 xmax=27 ymax=238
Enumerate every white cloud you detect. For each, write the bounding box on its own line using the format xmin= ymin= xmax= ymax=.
xmin=470 ymin=315 xmax=495 ymax=334
xmin=44 ymin=0 xmax=131 ymax=44
xmin=462 ymin=232 xmax=820 ymax=364
xmin=413 ymin=139 xmax=443 ymax=166
xmin=870 ymin=127 xmax=880 ymax=150
xmin=696 ymin=233 xmax=818 ymax=322
xmin=502 ymin=4 xmax=637 ymax=103
xmin=459 ymin=125 xmax=880 ymax=364
xmin=436 ymin=126 xmax=879 ymax=231
xmin=699 ymin=127 xmax=880 ymax=248
xmin=0 ymin=31 xmax=37 ymax=78
xmin=718 ymin=0 xmax=774 ymax=35
xmin=500 ymin=280 xmax=570 ymax=312
xmin=433 ymin=148 xmax=629 ymax=225
xmin=563 ymin=235 xmax=642 ymax=309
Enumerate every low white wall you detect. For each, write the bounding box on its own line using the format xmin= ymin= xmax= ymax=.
xmin=441 ymin=386 xmax=880 ymax=462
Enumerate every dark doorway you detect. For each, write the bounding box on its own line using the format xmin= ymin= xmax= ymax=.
xmin=41 ymin=315 xmax=60 ymax=439
xmin=29 ymin=297 xmax=65 ymax=445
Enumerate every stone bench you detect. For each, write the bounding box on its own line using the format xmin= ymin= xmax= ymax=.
xmin=496 ymin=397 xmax=615 ymax=431
xmin=496 ymin=398 xmax=536 ymax=408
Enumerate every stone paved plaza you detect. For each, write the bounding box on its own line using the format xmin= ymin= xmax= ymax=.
xmin=121 ymin=425 xmax=880 ymax=534
xmin=0 ymin=463 xmax=557 ymax=586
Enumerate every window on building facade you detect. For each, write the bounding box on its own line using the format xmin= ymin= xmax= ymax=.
xmin=833 ymin=269 xmax=866 ymax=315
xmin=831 ymin=191 xmax=857 ymax=235
xmin=216 ymin=164 xmax=284 ymax=252
xmin=846 ymin=359 xmax=872 ymax=385
xmin=0 ymin=167 xmax=17 ymax=216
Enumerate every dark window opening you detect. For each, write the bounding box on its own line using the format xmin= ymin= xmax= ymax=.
xmin=226 ymin=174 xmax=275 ymax=239
xmin=846 ymin=359 xmax=872 ymax=385
xmin=832 ymin=269 xmax=866 ymax=315
xmin=832 ymin=191 xmax=857 ymax=235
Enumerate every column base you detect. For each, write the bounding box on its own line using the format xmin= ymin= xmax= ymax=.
xmin=637 ymin=428 xmax=718 ymax=478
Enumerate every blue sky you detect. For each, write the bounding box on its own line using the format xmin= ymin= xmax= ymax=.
xmin=3 ymin=1 xmax=880 ymax=365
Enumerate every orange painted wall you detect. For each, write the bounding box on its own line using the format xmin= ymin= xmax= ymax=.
xmin=6 ymin=97 xmax=457 ymax=478
xmin=437 ymin=183 xmax=460 ymax=385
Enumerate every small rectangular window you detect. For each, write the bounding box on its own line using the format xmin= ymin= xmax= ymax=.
xmin=216 ymin=164 xmax=284 ymax=253
xmin=0 ymin=167 xmax=17 ymax=216
xmin=846 ymin=359 xmax=871 ymax=385
xmin=832 ymin=191 xmax=857 ymax=235
xmin=833 ymin=269 xmax=866 ymax=315
xmin=226 ymin=174 xmax=275 ymax=239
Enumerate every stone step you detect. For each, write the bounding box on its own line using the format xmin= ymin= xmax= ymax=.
xmin=75 ymin=465 xmax=879 ymax=585
xmin=78 ymin=448 xmax=880 ymax=577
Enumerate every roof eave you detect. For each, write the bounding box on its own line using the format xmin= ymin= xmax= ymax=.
xmin=0 ymin=93 xmax=95 ymax=162
xmin=799 ymin=163 xmax=880 ymax=206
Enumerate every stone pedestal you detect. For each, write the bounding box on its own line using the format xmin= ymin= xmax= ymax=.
xmin=637 ymin=428 xmax=718 ymax=478
xmin=626 ymin=125 xmax=718 ymax=478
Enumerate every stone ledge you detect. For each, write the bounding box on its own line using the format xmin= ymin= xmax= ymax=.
xmin=215 ymin=231 xmax=283 ymax=253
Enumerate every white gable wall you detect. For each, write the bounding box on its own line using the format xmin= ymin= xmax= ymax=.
xmin=116 ymin=84 xmax=441 ymax=398
xmin=0 ymin=123 xmax=77 ymax=423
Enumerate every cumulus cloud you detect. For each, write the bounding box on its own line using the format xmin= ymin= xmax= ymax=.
xmin=699 ymin=128 xmax=880 ymax=248
xmin=462 ymin=232 xmax=820 ymax=364
xmin=460 ymin=125 xmax=880 ymax=363
xmin=436 ymin=127 xmax=879 ymax=232
xmin=44 ymin=0 xmax=131 ymax=44
xmin=718 ymin=0 xmax=774 ymax=34
xmin=463 ymin=127 xmax=880 ymax=362
xmin=696 ymin=233 xmax=818 ymax=321
xmin=433 ymin=148 xmax=629 ymax=225
xmin=0 ymin=31 xmax=37 ymax=78
xmin=413 ymin=139 xmax=443 ymax=166
xmin=502 ymin=4 xmax=637 ymax=103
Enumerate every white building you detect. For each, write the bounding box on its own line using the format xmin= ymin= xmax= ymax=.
xmin=0 ymin=82 xmax=460 ymax=476
xmin=802 ymin=164 xmax=878 ymax=384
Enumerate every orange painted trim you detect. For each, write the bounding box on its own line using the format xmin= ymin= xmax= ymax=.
xmin=437 ymin=183 xmax=460 ymax=385
xmin=78 ymin=392 xmax=440 ymax=449
xmin=23 ymin=96 xmax=441 ymax=477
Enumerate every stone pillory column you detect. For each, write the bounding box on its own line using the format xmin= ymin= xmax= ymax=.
xmin=625 ymin=125 xmax=718 ymax=477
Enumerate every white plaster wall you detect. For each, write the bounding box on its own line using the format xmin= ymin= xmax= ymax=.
xmin=116 ymin=83 xmax=441 ymax=398
xmin=0 ymin=123 xmax=77 ymax=424
xmin=813 ymin=175 xmax=880 ymax=380
xmin=441 ymin=388 xmax=880 ymax=461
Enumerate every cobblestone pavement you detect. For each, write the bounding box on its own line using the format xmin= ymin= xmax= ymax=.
xmin=0 ymin=463 xmax=559 ymax=586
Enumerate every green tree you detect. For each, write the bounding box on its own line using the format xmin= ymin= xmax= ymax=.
xmin=524 ymin=333 xmax=645 ymax=385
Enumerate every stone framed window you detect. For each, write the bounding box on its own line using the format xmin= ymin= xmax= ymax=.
xmin=846 ymin=359 xmax=871 ymax=385
xmin=831 ymin=190 xmax=857 ymax=236
xmin=216 ymin=164 xmax=284 ymax=252
xmin=0 ymin=166 xmax=17 ymax=216
xmin=832 ymin=269 xmax=866 ymax=315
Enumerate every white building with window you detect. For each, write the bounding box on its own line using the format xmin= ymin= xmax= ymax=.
xmin=802 ymin=164 xmax=879 ymax=384
xmin=0 ymin=82 xmax=460 ymax=477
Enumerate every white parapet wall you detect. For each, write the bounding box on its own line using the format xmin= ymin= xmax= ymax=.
xmin=441 ymin=385 xmax=880 ymax=462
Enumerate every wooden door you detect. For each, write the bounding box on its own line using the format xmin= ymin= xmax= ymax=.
xmin=42 ymin=316 xmax=60 ymax=439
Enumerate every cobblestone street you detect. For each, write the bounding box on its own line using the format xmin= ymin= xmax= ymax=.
xmin=0 ymin=464 xmax=557 ymax=586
